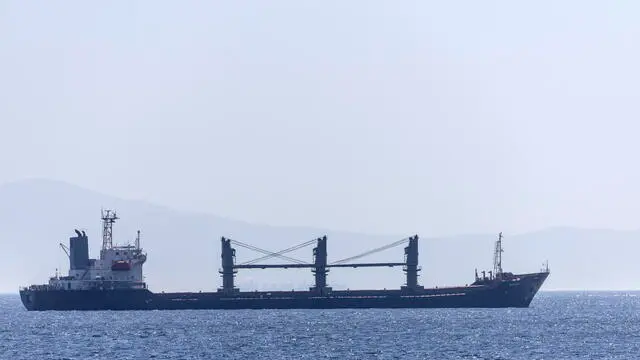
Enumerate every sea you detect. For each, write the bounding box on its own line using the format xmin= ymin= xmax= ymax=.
xmin=1 ymin=291 xmax=639 ymax=359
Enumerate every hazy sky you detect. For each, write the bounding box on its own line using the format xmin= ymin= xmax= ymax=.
xmin=1 ymin=1 xmax=639 ymax=237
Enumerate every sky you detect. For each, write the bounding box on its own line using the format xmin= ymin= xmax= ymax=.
xmin=1 ymin=1 xmax=640 ymax=237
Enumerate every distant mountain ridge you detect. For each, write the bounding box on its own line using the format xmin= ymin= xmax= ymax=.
xmin=0 ymin=178 xmax=637 ymax=293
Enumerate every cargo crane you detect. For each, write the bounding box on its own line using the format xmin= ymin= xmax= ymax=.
xmin=217 ymin=235 xmax=422 ymax=295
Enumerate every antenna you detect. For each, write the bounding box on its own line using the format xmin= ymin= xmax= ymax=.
xmin=542 ymin=260 xmax=550 ymax=273
xmin=136 ymin=230 xmax=141 ymax=250
xmin=493 ymin=232 xmax=504 ymax=277
xmin=101 ymin=209 xmax=119 ymax=255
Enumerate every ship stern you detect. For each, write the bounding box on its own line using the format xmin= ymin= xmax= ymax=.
xmin=19 ymin=288 xmax=38 ymax=311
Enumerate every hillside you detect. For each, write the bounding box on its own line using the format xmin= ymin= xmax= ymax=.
xmin=0 ymin=179 xmax=637 ymax=293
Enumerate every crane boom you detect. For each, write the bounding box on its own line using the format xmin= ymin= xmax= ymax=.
xmin=59 ymin=243 xmax=70 ymax=258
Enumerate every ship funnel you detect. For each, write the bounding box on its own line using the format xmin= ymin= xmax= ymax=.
xmin=69 ymin=229 xmax=89 ymax=270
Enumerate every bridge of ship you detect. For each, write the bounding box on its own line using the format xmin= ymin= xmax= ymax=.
xmin=217 ymin=235 xmax=424 ymax=295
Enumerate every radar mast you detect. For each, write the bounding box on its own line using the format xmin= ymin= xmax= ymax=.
xmin=493 ymin=232 xmax=504 ymax=278
xmin=101 ymin=209 xmax=118 ymax=259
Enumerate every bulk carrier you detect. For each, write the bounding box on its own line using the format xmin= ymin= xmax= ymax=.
xmin=19 ymin=210 xmax=550 ymax=311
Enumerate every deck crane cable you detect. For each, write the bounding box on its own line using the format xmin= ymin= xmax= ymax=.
xmin=240 ymin=238 xmax=318 ymax=265
xmin=329 ymin=237 xmax=411 ymax=265
xmin=229 ymin=238 xmax=310 ymax=265
xmin=230 ymin=239 xmax=307 ymax=264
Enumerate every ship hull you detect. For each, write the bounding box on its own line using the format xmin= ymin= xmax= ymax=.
xmin=20 ymin=272 xmax=548 ymax=311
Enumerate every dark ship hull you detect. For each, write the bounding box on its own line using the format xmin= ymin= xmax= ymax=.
xmin=20 ymin=271 xmax=548 ymax=311
xmin=19 ymin=212 xmax=551 ymax=311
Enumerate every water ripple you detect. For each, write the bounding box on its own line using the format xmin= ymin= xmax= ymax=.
xmin=0 ymin=292 xmax=638 ymax=359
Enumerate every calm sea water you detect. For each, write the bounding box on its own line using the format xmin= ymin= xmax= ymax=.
xmin=1 ymin=292 xmax=639 ymax=359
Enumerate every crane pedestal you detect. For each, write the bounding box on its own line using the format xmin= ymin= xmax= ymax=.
xmin=310 ymin=236 xmax=332 ymax=295
xmin=401 ymin=235 xmax=424 ymax=292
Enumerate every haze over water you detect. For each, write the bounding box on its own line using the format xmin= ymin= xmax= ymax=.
xmin=3 ymin=2 xmax=640 ymax=358
xmin=3 ymin=1 xmax=640 ymax=238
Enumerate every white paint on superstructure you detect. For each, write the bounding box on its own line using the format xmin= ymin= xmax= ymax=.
xmin=45 ymin=211 xmax=148 ymax=291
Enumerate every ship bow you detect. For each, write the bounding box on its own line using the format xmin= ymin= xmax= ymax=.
xmin=508 ymin=271 xmax=550 ymax=307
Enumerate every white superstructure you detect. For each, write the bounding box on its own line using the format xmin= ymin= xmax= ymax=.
xmin=45 ymin=210 xmax=147 ymax=291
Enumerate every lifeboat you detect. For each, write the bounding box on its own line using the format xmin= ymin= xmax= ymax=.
xmin=111 ymin=260 xmax=131 ymax=271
